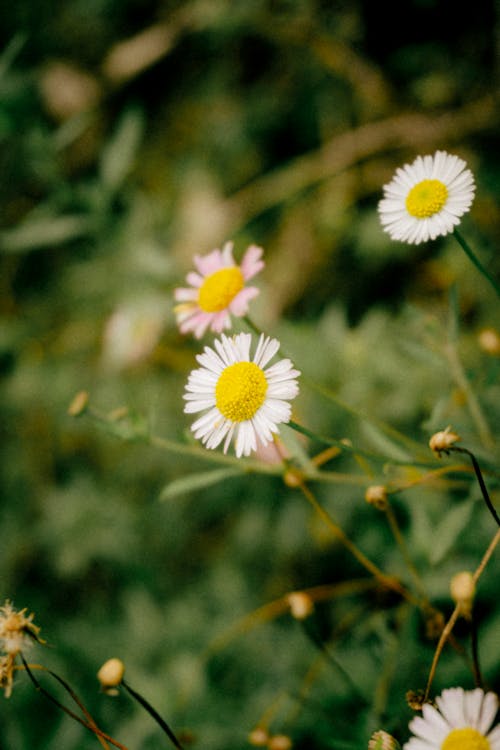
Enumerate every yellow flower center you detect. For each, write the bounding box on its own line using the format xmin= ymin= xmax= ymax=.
xmin=198 ymin=267 xmax=244 ymax=313
xmin=441 ymin=727 xmax=490 ymax=750
xmin=215 ymin=362 xmax=268 ymax=422
xmin=405 ymin=178 xmax=448 ymax=218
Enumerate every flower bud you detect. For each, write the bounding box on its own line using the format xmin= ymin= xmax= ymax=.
xmin=268 ymin=735 xmax=292 ymax=750
xmin=97 ymin=658 xmax=125 ymax=693
xmin=67 ymin=390 xmax=89 ymax=417
xmin=368 ymin=730 xmax=401 ymax=750
xmin=287 ymin=592 xmax=314 ymax=620
xmin=478 ymin=328 xmax=500 ymax=355
xmin=450 ymin=571 xmax=475 ymax=617
xmin=248 ymin=728 xmax=269 ymax=747
xmin=365 ymin=485 xmax=389 ymax=511
xmin=429 ymin=427 xmax=460 ymax=456
xmin=283 ymin=468 xmax=304 ymax=488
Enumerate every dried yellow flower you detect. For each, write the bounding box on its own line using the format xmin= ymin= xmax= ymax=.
xmin=429 ymin=427 xmax=461 ymax=456
xmin=365 ymin=485 xmax=389 ymax=511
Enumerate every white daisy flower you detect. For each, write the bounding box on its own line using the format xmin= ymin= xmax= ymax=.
xmin=403 ymin=687 xmax=500 ymax=750
xmin=184 ymin=332 xmax=300 ymax=457
xmin=378 ymin=150 xmax=475 ymax=244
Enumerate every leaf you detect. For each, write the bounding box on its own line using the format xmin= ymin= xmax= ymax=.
xmin=99 ymin=106 xmax=144 ymax=191
xmin=429 ymin=499 xmax=474 ymax=565
xmin=159 ymin=468 xmax=243 ymax=501
xmin=0 ymin=215 xmax=94 ymax=253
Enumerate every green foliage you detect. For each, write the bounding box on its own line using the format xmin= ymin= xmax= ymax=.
xmin=1 ymin=2 xmax=499 ymax=750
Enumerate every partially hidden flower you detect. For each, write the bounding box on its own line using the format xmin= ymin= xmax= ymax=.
xmin=0 ymin=601 xmax=41 ymax=698
xmin=184 ymin=332 xmax=300 ymax=457
xmin=378 ymin=150 xmax=475 ymax=245
xmin=403 ymin=687 xmax=500 ymax=750
xmin=174 ymin=242 xmax=264 ymax=338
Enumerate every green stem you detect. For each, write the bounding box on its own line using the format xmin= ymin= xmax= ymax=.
xmin=122 ymin=680 xmax=184 ymax=750
xmin=453 ymin=229 xmax=500 ymax=299
xmin=446 ymin=446 xmax=500 ymax=527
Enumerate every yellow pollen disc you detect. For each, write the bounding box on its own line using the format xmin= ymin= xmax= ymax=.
xmin=405 ymin=178 xmax=448 ymax=218
xmin=441 ymin=727 xmax=490 ymax=750
xmin=215 ymin=362 xmax=267 ymax=422
xmin=198 ymin=267 xmax=244 ymax=313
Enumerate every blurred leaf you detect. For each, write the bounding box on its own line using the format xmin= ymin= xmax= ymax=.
xmin=160 ymin=468 xmax=243 ymax=501
xmin=0 ymin=214 xmax=94 ymax=253
xmin=99 ymin=106 xmax=145 ymax=192
xmin=429 ymin=498 xmax=474 ymax=565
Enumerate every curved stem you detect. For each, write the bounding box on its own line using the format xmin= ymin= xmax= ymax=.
xmin=453 ymin=229 xmax=500 ymax=300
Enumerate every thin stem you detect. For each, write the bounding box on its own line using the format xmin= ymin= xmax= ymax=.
xmin=444 ymin=342 xmax=494 ymax=451
xmin=470 ymin=613 xmax=484 ymax=688
xmin=384 ymin=503 xmax=428 ymax=601
xmin=424 ymin=527 xmax=500 ymax=699
xmin=296 ymin=479 xmax=419 ymax=606
xmin=424 ymin=604 xmax=461 ymax=701
xmin=299 ymin=618 xmax=369 ymax=704
xmin=453 ymin=228 xmax=500 ymax=300
xmin=20 ymin=658 xmax=129 ymax=750
xmin=287 ymin=420 xmax=434 ymax=468
xmin=446 ymin=446 xmax=500 ymax=527
xmin=122 ymin=680 xmax=184 ymax=750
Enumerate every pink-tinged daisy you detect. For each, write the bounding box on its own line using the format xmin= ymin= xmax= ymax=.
xmin=378 ymin=150 xmax=475 ymax=244
xmin=184 ymin=332 xmax=300 ymax=457
xmin=174 ymin=242 xmax=264 ymax=338
xmin=403 ymin=687 xmax=500 ymax=750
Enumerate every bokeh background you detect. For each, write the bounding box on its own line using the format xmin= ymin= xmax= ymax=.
xmin=1 ymin=1 xmax=500 ymax=748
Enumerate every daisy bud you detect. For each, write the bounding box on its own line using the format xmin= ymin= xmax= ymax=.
xmin=450 ymin=571 xmax=475 ymax=617
xmin=478 ymin=327 xmax=500 ymax=355
xmin=67 ymin=390 xmax=89 ymax=417
xmin=283 ymin=468 xmax=304 ymax=488
xmin=365 ymin=485 xmax=389 ymax=511
xmin=429 ymin=427 xmax=460 ymax=456
xmin=248 ymin=728 xmax=269 ymax=746
xmin=287 ymin=592 xmax=314 ymax=620
xmin=268 ymin=735 xmax=292 ymax=750
xmin=97 ymin=658 xmax=125 ymax=693
xmin=368 ymin=730 xmax=401 ymax=750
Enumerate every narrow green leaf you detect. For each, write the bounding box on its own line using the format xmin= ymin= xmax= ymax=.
xmin=0 ymin=215 xmax=93 ymax=253
xmin=159 ymin=468 xmax=243 ymax=501
xmin=99 ymin=107 xmax=144 ymax=191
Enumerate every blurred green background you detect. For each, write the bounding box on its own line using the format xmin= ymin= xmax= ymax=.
xmin=1 ymin=1 xmax=500 ymax=748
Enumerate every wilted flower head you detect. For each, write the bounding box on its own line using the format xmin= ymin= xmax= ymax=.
xmin=174 ymin=242 xmax=264 ymax=338
xmin=0 ymin=601 xmax=41 ymax=698
xmin=0 ymin=601 xmax=40 ymax=656
xmin=378 ymin=150 xmax=475 ymax=245
xmin=429 ymin=426 xmax=461 ymax=456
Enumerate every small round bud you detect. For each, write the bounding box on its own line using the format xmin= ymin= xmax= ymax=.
xmin=68 ymin=390 xmax=89 ymax=417
xmin=97 ymin=658 xmax=125 ymax=693
xmin=368 ymin=730 xmax=401 ymax=750
xmin=478 ymin=327 xmax=500 ymax=355
xmin=429 ymin=427 xmax=460 ymax=456
xmin=268 ymin=735 xmax=292 ymax=750
xmin=365 ymin=485 xmax=389 ymax=511
xmin=287 ymin=592 xmax=314 ymax=620
xmin=450 ymin=571 xmax=475 ymax=617
xmin=248 ymin=728 xmax=269 ymax=747
xmin=283 ymin=469 xmax=304 ymax=488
